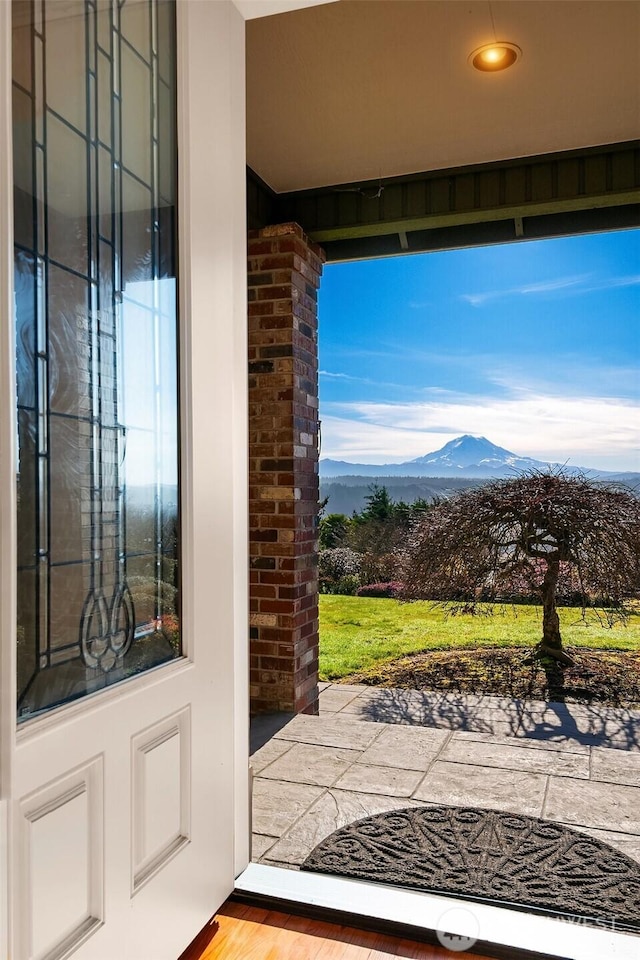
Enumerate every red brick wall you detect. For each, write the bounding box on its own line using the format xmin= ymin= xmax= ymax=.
xmin=248 ymin=223 xmax=325 ymax=715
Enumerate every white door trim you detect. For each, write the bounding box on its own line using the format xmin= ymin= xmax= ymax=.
xmin=0 ymin=0 xmax=16 ymax=794
xmin=0 ymin=0 xmax=16 ymax=954
xmin=173 ymin=0 xmax=250 ymax=883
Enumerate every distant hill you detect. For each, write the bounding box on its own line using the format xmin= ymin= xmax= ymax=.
xmin=320 ymin=476 xmax=483 ymax=516
xmin=320 ymin=434 xmax=640 ymax=483
xmin=319 ymin=434 xmax=639 ymax=514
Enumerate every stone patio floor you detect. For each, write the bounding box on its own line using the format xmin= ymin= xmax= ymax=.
xmin=250 ymin=682 xmax=640 ymax=870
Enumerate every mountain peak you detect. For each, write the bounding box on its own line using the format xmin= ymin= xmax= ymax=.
xmin=411 ymin=434 xmax=517 ymax=467
xmin=319 ymin=435 xmax=637 ymax=481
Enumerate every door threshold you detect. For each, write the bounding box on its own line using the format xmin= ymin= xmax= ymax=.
xmin=234 ymin=863 xmax=639 ymax=960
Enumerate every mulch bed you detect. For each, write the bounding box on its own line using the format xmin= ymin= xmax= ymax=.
xmin=340 ymin=646 xmax=640 ymax=708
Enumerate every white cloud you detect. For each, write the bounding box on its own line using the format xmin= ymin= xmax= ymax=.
xmin=319 ymin=370 xmax=368 ymax=381
xmin=485 ymin=363 xmax=640 ymax=400
xmin=586 ymin=273 xmax=640 ymax=292
xmin=320 ymin=415 xmax=443 ymax=463
xmin=320 ymin=393 xmax=640 ymax=471
xmin=460 ymin=273 xmax=640 ymax=307
xmin=319 ymin=368 xmax=423 ymax=394
xmin=461 ymin=274 xmax=589 ymax=307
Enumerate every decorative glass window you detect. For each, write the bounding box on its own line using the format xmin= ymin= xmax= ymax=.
xmin=13 ymin=0 xmax=180 ymax=720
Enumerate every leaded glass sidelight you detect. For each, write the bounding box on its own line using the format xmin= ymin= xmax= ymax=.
xmin=13 ymin=0 xmax=180 ymax=720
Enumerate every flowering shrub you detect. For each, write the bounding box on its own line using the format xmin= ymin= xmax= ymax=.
xmin=359 ymin=551 xmax=400 ymax=586
xmin=160 ymin=613 xmax=181 ymax=653
xmin=492 ymin=560 xmax=593 ymax=606
xmin=319 ymin=548 xmax=362 ymax=595
xmin=356 ymin=581 xmax=403 ymax=598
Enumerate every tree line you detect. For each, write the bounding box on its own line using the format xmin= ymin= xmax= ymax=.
xmin=319 ymin=484 xmax=433 ymax=593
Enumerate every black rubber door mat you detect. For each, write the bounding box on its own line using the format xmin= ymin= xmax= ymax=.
xmin=302 ymin=805 xmax=640 ymax=933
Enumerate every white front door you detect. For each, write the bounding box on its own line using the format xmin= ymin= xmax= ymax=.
xmin=0 ymin=2 xmax=249 ymax=958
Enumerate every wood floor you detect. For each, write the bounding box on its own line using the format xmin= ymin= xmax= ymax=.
xmin=182 ymin=900 xmax=494 ymax=960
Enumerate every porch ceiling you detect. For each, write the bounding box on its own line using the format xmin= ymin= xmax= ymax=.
xmin=246 ymin=0 xmax=640 ymax=194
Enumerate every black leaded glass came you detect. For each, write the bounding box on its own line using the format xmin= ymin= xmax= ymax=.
xmin=13 ymin=0 xmax=180 ymax=720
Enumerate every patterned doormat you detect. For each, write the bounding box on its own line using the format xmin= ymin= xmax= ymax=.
xmin=302 ymin=805 xmax=640 ymax=932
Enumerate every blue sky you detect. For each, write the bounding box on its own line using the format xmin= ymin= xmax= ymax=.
xmin=318 ymin=228 xmax=640 ymax=472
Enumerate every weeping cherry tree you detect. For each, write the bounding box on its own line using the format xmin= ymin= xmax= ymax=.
xmin=401 ymin=471 xmax=640 ymax=667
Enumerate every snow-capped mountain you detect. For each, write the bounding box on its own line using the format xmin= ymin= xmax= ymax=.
xmin=408 ymin=435 xmax=546 ymax=473
xmin=319 ymin=435 xmax=636 ymax=480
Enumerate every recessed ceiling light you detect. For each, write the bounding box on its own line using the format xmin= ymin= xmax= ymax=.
xmin=469 ymin=41 xmax=522 ymax=72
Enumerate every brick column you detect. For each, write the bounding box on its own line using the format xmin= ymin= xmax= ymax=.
xmin=248 ymin=223 xmax=325 ymax=715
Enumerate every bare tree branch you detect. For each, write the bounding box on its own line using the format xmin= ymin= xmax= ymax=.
xmin=400 ymin=470 xmax=640 ymax=666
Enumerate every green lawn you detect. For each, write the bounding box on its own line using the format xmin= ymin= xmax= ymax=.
xmin=319 ymin=595 xmax=640 ymax=680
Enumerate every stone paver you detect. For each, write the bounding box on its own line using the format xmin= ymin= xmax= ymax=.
xmin=334 ymin=763 xmax=424 ymax=797
xmin=471 ymin=704 xmax=640 ymax=750
xmin=337 ymin=689 xmax=481 ymax=729
xmin=591 ymin=746 xmax=640 ymax=786
xmin=251 ymin=834 xmax=278 ymax=860
xmin=250 ymin=737 xmax=293 ymax=774
xmin=448 ymin=718 xmax=543 ymax=739
xmin=441 ymin=738 xmax=589 ymax=778
xmin=251 ymin=687 xmax=640 ymax=871
xmin=262 ymin=789 xmax=427 ymax=867
xmin=273 ymin=714 xmax=383 ymax=750
xmin=450 ymin=719 xmax=634 ymax=750
xmin=319 ymin=687 xmax=364 ymax=713
xmin=451 ymin=730 xmax=590 ymax=754
xmin=334 ymin=687 xmax=640 ymax=747
xmin=357 ymin=725 xmax=450 ymax=771
xmin=252 ymin=779 xmax=324 ymax=837
xmin=257 ymin=742 xmax=361 ymax=787
xmin=413 ymin=761 xmax=547 ymax=816
xmin=571 ymin=826 xmax=640 ymax=865
xmin=544 ymin=777 xmax=640 ymax=835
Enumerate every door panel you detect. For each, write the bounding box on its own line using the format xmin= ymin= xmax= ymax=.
xmin=13 ymin=665 xmax=219 ymax=960
xmin=131 ymin=706 xmax=190 ymax=893
xmin=2 ymin=2 xmax=250 ymax=958
xmin=18 ymin=756 xmax=104 ymax=960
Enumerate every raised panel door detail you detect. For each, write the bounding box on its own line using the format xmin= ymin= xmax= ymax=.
xmin=19 ymin=757 xmax=104 ymax=960
xmin=131 ymin=707 xmax=190 ymax=892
